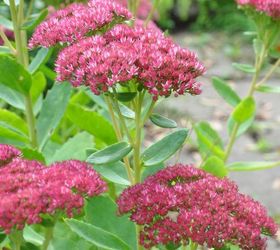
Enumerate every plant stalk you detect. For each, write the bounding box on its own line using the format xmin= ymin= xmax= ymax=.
xmin=9 ymin=0 xmax=38 ymax=149
xmin=41 ymin=226 xmax=54 ymax=250
xmin=9 ymin=230 xmax=23 ymax=250
xmin=224 ymin=43 xmax=267 ymax=162
xmin=104 ymin=95 xmax=134 ymax=183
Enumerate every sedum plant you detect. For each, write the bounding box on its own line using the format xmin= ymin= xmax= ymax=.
xmin=0 ymin=0 xmax=278 ymax=250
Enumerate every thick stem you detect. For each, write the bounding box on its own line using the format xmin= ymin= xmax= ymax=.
xmin=41 ymin=226 xmax=54 ymax=250
xmin=9 ymin=0 xmax=38 ymax=149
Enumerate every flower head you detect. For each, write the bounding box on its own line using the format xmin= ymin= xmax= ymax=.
xmin=236 ymin=0 xmax=280 ymax=19
xmin=0 ymin=151 xmax=106 ymax=233
xmin=0 ymin=144 xmax=21 ymax=167
xmin=55 ymin=23 xmax=205 ymax=99
xmin=29 ymin=0 xmax=132 ymax=48
xmin=117 ymin=164 xmax=277 ymax=249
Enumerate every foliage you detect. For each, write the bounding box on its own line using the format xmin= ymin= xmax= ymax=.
xmin=0 ymin=0 xmax=279 ymax=250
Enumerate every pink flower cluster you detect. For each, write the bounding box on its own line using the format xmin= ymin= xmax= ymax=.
xmin=55 ymin=23 xmax=205 ymax=99
xmin=0 ymin=144 xmax=21 ymax=166
xmin=29 ymin=0 xmax=132 ymax=48
xmin=236 ymin=0 xmax=280 ymax=19
xmin=0 ymin=145 xmax=106 ymax=233
xmin=117 ymin=164 xmax=277 ymax=249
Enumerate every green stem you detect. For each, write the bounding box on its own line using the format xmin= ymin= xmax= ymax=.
xmin=41 ymin=226 xmax=54 ymax=250
xmin=9 ymin=0 xmax=38 ymax=149
xmin=0 ymin=28 xmax=16 ymax=53
xmin=136 ymin=225 xmax=143 ymax=250
xmin=255 ymin=58 xmax=280 ymax=88
xmin=144 ymin=0 xmax=160 ymax=27
xmin=141 ymin=100 xmax=156 ymax=126
xmin=104 ymin=95 xmax=134 ymax=183
xmin=9 ymin=230 xmax=23 ymax=250
xmin=224 ymin=123 xmax=239 ymax=162
xmin=134 ymin=92 xmax=144 ymax=184
xmin=189 ymin=240 xmax=198 ymax=250
xmin=224 ymin=43 xmax=267 ymax=163
xmin=112 ymin=90 xmax=134 ymax=145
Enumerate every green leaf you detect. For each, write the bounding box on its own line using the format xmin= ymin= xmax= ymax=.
xmin=85 ymin=196 xmax=136 ymax=249
xmin=116 ymin=92 xmax=137 ymax=102
xmin=227 ymin=161 xmax=280 ymax=171
xmin=51 ymin=221 xmax=94 ymax=250
xmin=253 ymin=38 xmax=263 ymax=56
xmin=21 ymin=9 xmax=48 ymax=30
xmin=232 ymin=63 xmax=256 ymax=73
xmin=0 ymin=84 xmax=25 ymax=109
xmin=87 ymin=142 xmax=132 ymax=165
xmin=150 ymin=113 xmax=177 ymax=128
xmin=195 ymin=122 xmax=223 ymax=148
xmin=142 ymin=129 xmax=188 ymax=166
xmin=37 ymin=83 xmax=71 ymax=150
xmin=0 ymin=108 xmax=28 ymax=136
xmin=256 ymin=85 xmax=280 ymax=94
xmin=118 ymin=103 xmax=135 ymax=119
xmin=30 ymin=71 xmax=46 ymax=103
xmin=65 ymin=219 xmax=131 ymax=250
xmin=93 ymin=161 xmax=130 ymax=185
xmin=48 ymin=132 xmax=93 ymax=164
xmin=67 ymin=103 xmax=117 ymax=145
xmin=0 ymin=46 xmax=12 ymax=54
xmin=202 ymin=156 xmax=228 ymax=178
xmin=0 ymin=55 xmax=32 ymax=94
xmin=227 ymin=115 xmax=254 ymax=137
xmin=28 ymin=48 xmax=51 ymax=74
xmin=232 ymin=97 xmax=256 ymax=124
xmin=20 ymin=148 xmax=45 ymax=163
xmin=195 ymin=122 xmax=225 ymax=159
xmin=212 ymin=77 xmax=241 ymax=107
xmin=0 ymin=126 xmax=28 ymax=145
xmin=0 ymin=15 xmax=13 ymax=30
xmin=23 ymin=226 xmax=44 ymax=246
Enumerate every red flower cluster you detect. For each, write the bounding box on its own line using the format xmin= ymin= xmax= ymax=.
xmin=236 ymin=0 xmax=280 ymax=19
xmin=30 ymin=1 xmax=204 ymax=100
xmin=0 ymin=145 xmax=106 ymax=233
xmin=0 ymin=144 xmax=21 ymax=166
xmin=29 ymin=0 xmax=132 ymax=48
xmin=55 ymin=23 xmax=205 ymax=99
xmin=117 ymin=164 xmax=277 ymax=249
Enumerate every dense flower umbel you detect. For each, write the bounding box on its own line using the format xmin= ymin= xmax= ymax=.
xmin=55 ymin=23 xmax=205 ymax=99
xmin=117 ymin=164 xmax=277 ymax=249
xmin=0 ymin=152 xmax=106 ymax=233
xmin=29 ymin=0 xmax=132 ymax=48
xmin=0 ymin=144 xmax=21 ymax=166
xmin=236 ymin=0 xmax=280 ymax=19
